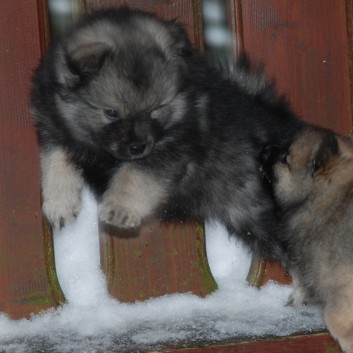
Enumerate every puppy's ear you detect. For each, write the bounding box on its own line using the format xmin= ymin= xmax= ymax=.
xmin=65 ymin=42 xmax=111 ymax=80
xmin=311 ymin=130 xmax=339 ymax=175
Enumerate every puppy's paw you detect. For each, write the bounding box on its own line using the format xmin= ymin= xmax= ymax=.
xmin=43 ymin=188 xmax=82 ymax=229
xmin=99 ymin=203 xmax=141 ymax=228
xmin=40 ymin=147 xmax=84 ymax=229
xmin=286 ymin=288 xmax=307 ymax=308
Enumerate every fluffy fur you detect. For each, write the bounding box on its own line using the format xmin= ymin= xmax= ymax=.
xmin=269 ymin=125 xmax=353 ymax=352
xmin=31 ymin=7 xmax=303 ymax=260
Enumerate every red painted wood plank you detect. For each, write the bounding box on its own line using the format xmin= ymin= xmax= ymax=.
xmin=232 ymin=0 xmax=352 ymax=134
xmin=247 ymin=256 xmax=292 ymax=287
xmin=100 ymin=220 xmax=217 ymax=301
xmin=161 ymin=333 xmax=340 ymax=353
xmin=0 ymin=0 xmax=64 ymax=318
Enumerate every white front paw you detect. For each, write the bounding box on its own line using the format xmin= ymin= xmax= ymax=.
xmin=43 ymin=190 xmax=82 ymax=229
xmin=40 ymin=148 xmax=84 ymax=229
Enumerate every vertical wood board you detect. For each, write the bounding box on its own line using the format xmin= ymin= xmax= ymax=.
xmin=0 ymin=0 xmax=64 ymax=318
xmin=231 ymin=0 xmax=352 ymax=134
xmin=100 ymin=220 xmax=216 ymax=302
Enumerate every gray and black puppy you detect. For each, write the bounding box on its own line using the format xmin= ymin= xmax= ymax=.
xmin=270 ymin=125 xmax=353 ymax=352
xmin=31 ymin=7 xmax=303 ymax=260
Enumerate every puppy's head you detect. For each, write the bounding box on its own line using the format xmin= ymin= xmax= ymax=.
xmin=53 ymin=9 xmax=193 ymax=159
xmin=272 ymin=126 xmax=339 ymax=208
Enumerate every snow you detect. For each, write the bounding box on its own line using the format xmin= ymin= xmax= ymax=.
xmin=0 ymin=188 xmax=325 ymax=352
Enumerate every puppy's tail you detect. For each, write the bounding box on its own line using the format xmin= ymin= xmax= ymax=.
xmin=209 ymin=53 xmax=278 ymax=102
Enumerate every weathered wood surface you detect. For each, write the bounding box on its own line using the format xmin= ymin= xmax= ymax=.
xmin=0 ymin=0 xmax=64 ymax=319
xmin=160 ymin=333 xmax=340 ymax=353
xmin=100 ymin=220 xmax=217 ymax=302
xmin=230 ymin=0 xmax=352 ymax=134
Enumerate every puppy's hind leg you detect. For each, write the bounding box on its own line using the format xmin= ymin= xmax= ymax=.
xmin=286 ymin=275 xmax=309 ymax=307
xmin=324 ymin=286 xmax=353 ymax=353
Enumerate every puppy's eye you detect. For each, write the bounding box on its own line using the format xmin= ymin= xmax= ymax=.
xmin=104 ymin=109 xmax=120 ymax=120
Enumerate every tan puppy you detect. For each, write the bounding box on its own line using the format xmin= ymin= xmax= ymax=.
xmin=272 ymin=125 xmax=353 ymax=353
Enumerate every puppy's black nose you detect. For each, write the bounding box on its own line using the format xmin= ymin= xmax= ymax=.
xmin=129 ymin=142 xmax=146 ymax=156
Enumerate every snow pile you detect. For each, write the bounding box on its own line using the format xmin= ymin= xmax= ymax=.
xmin=0 ymin=188 xmax=324 ymax=353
